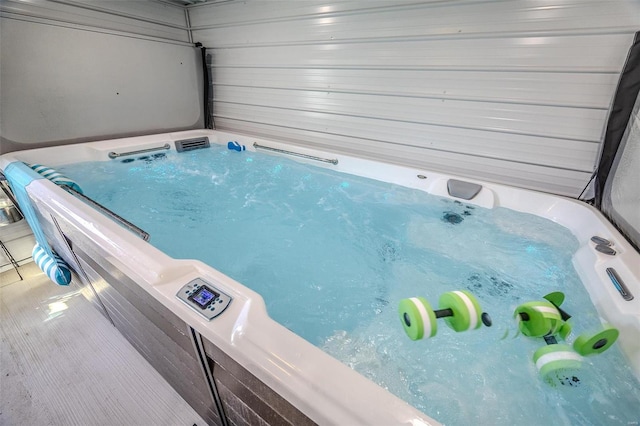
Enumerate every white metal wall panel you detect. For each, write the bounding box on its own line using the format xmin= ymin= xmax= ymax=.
xmin=0 ymin=0 xmax=189 ymax=43
xmin=194 ymin=2 xmax=637 ymax=47
xmin=188 ymin=1 xmax=406 ymax=28
xmin=0 ymin=2 xmax=201 ymax=151
xmin=213 ymin=68 xmax=616 ymax=109
xmin=191 ymin=0 xmax=640 ymax=196
xmin=70 ymin=0 xmax=187 ymax=27
xmin=213 ymin=103 xmax=598 ymax=170
xmin=214 ymin=86 xmax=605 ymax=142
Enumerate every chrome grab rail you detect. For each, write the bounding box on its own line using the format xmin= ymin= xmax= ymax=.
xmin=253 ymin=142 xmax=338 ymax=165
xmin=108 ymin=143 xmax=171 ymax=159
xmin=62 ymin=186 xmax=150 ymax=241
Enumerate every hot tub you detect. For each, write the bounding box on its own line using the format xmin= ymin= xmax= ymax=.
xmin=1 ymin=129 xmax=639 ymax=425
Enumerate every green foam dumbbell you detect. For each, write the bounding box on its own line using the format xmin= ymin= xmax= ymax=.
xmin=533 ymin=343 xmax=583 ymax=382
xmin=573 ymin=326 xmax=619 ymax=356
xmin=515 ymin=300 xmax=562 ymax=338
xmin=439 ymin=290 xmax=483 ymax=332
xmin=398 ymin=290 xmax=487 ymax=340
xmin=398 ymin=297 xmax=438 ymax=340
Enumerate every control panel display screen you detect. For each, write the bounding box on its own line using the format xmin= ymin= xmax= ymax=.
xmin=177 ymin=279 xmax=232 ymax=320
xmin=190 ymin=286 xmax=219 ymax=308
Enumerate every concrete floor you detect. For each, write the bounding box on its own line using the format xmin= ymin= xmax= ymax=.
xmin=0 ymin=262 xmax=205 ymax=426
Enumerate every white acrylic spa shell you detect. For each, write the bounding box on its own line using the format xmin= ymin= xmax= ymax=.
xmin=1 ymin=129 xmax=638 ymax=426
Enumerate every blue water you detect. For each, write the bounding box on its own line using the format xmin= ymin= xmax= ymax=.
xmin=59 ymin=147 xmax=640 ymax=425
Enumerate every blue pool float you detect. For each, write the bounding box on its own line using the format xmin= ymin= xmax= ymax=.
xmin=227 ymin=141 xmax=246 ymax=152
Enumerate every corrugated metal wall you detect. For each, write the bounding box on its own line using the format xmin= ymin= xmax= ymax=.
xmin=190 ymin=0 xmax=640 ymax=197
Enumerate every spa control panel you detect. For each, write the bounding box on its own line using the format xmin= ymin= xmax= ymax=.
xmin=176 ymin=278 xmax=232 ymax=320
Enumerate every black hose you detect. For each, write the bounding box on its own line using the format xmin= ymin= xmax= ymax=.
xmin=195 ymin=42 xmax=214 ymax=129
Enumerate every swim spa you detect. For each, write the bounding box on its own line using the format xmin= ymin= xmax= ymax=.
xmin=1 ymin=129 xmax=639 ymax=425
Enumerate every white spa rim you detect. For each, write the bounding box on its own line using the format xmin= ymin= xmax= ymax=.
xmin=1 ymin=129 xmax=639 ymax=425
